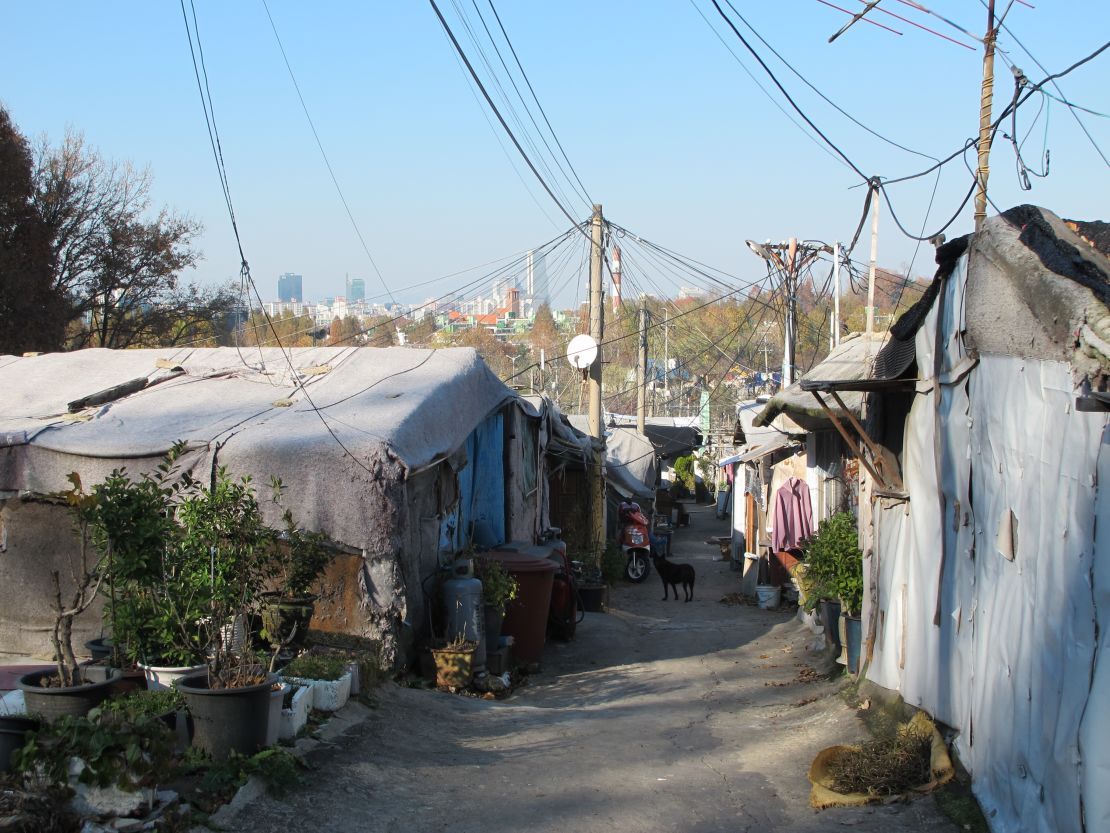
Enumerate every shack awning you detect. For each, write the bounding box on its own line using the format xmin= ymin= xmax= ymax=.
xmin=753 ymin=333 xmax=889 ymax=431
xmin=718 ymin=434 xmax=799 ymax=467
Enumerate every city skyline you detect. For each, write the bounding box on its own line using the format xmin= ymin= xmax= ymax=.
xmin=2 ymin=3 xmax=1104 ymax=312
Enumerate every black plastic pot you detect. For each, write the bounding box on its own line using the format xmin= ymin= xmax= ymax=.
xmin=578 ymin=583 xmax=607 ymax=613
xmin=18 ymin=670 xmax=117 ymax=722
xmin=0 ymin=715 xmax=39 ymax=772
xmin=176 ymin=672 xmax=277 ymax=760
xmin=820 ymin=599 xmax=842 ymax=654
xmin=85 ymin=637 xmax=113 ymax=662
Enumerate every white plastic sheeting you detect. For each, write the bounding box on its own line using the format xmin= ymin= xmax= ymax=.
xmin=867 ymin=253 xmax=1110 ymax=833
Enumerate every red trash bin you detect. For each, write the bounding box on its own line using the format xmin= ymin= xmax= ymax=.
xmin=485 ymin=548 xmax=556 ymax=664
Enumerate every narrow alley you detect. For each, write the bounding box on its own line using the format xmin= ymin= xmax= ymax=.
xmin=241 ymin=505 xmax=957 ymax=833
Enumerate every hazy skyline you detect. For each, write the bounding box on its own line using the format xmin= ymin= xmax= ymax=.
xmin=2 ymin=2 xmax=1106 ymax=309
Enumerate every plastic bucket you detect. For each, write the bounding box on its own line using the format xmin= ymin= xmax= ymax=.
xmin=756 ymin=584 xmax=781 ymax=609
xmin=844 ymin=614 xmax=863 ymax=674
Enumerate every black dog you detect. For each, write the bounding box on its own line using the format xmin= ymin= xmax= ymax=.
xmin=652 ymin=553 xmax=695 ymax=602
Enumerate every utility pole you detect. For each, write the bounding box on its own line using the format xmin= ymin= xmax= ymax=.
xmin=637 ymin=295 xmax=648 ymax=434
xmin=974 ymin=0 xmax=997 ymax=231
xmin=867 ymin=187 xmax=879 ymax=343
xmin=587 ymin=204 xmax=606 ymax=561
xmin=746 ymin=238 xmax=830 ymax=387
xmin=832 ymin=241 xmax=841 ymax=348
xmin=663 ymin=315 xmax=670 ymax=413
xmin=784 ymin=237 xmax=797 ymax=386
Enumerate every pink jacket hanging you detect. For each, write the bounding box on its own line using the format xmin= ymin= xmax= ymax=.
xmin=772 ymin=476 xmax=813 ymax=553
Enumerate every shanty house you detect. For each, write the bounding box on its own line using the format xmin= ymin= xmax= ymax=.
xmin=794 ymin=206 xmax=1110 ymax=833
xmin=0 ymin=346 xmax=543 ymax=664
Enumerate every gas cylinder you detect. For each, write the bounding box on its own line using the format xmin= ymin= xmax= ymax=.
xmin=442 ymin=559 xmax=486 ymax=671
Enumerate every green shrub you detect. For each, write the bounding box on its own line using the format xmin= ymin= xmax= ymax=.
xmin=15 ymin=713 xmax=174 ymax=790
xmin=475 ymin=558 xmax=519 ymax=614
xmin=673 ymin=455 xmax=696 ymax=495
xmin=802 ymin=512 xmax=863 ymax=615
xmin=98 ymin=688 xmax=183 ymax=721
xmin=281 ymin=653 xmax=347 ymax=681
xmin=600 ymin=541 xmax=625 ymax=585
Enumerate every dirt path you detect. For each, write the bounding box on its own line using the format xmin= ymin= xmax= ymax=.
xmin=241 ymin=505 xmax=956 ymax=832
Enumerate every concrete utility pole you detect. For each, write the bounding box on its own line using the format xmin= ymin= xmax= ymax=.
xmin=587 ymin=204 xmax=606 ymax=559
xmin=867 ymin=190 xmax=879 ymax=341
xmin=832 ymin=241 xmax=842 ymax=348
xmin=974 ymin=0 xmax=997 ymax=231
xmin=637 ymin=295 xmax=648 ymax=435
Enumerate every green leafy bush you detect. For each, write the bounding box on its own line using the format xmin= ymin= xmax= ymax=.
xmin=600 ymin=541 xmax=625 ymax=585
xmin=97 ymin=688 xmax=183 ymax=721
xmin=281 ymin=653 xmax=348 ymax=681
xmin=475 ymin=558 xmax=519 ymax=614
xmin=673 ymin=455 xmax=696 ymax=495
xmin=14 ymin=713 xmax=174 ymax=790
xmin=802 ymin=512 xmax=863 ymax=615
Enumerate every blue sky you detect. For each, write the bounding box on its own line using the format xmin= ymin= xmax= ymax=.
xmin=2 ymin=1 xmax=1107 ymax=308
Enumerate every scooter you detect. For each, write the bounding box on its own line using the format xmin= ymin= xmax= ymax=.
xmin=618 ymin=501 xmax=652 ymax=583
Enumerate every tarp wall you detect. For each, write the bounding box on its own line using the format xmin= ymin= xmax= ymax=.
xmin=868 ymin=253 xmax=1110 ymax=833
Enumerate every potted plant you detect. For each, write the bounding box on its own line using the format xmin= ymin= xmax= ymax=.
xmin=803 ymin=512 xmax=863 ymax=670
xmin=279 ymin=653 xmax=351 ymax=712
xmin=173 ymin=468 xmax=278 ymax=760
xmin=429 ymin=633 xmax=478 ymax=689
xmin=17 ymin=474 xmax=120 ymax=721
xmin=475 ymin=557 xmax=518 ymax=654
xmin=71 ymin=456 xmax=197 ymax=691
xmin=259 ymin=493 xmax=331 ymax=656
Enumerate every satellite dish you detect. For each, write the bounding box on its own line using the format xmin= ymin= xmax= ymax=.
xmin=566 ymin=334 xmax=598 ymax=370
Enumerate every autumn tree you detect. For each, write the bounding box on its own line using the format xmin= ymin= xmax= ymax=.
xmin=0 ymin=108 xmax=67 ymax=354
xmin=32 ymin=128 xmax=234 ymax=349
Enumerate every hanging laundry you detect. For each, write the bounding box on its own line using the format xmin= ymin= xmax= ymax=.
xmin=772 ymin=476 xmax=814 ymax=553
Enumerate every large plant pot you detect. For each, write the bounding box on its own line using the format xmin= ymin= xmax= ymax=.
xmin=260 ymin=595 xmax=316 ymax=652
xmin=85 ymin=637 xmax=113 ymax=662
xmin=0 ymin=715 xmax=39 ymax=772
xmin=820 ymin=600 xmax=842 ymax=654
xmin=18 ymin=670 xmax=117 ymax=722
xmin=578 ymin=583 xmax=607 ymax=613
xmin=177 ymin=672 xmax=277 ymax=760
xmin=430 ymin=647 xmax=475 ymax=688
xmin=843 ymin=613 xmax=863 ymax=674
xmin=140 ymin=662 xmax=207 ymax=691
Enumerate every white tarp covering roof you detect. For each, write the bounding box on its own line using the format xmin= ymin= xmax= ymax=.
xmin=866 ymin=207 xmax=1110 ymax=833
xmin=0 ymin=346 xmax=515 ymax=550
xmin=753 ymin=332 xmax=888 ymax=431
xmin=566 ymin=416 xmax=655 ymax=499
xmin=718 ymin=434 xmax=798 ymax=467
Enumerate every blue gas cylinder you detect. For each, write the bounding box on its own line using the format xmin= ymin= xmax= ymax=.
xmin=442 ymin=560 xmax=486 ymax=671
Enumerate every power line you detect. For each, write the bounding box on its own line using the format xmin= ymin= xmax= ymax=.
xmin=708 ymin=0 xmax=869 ymax=182
xmin=723 ymin=0 xmax=941 ymax=162
xmin=484 ymin=0 xmax=593 ymax=206
xmin=260 ymin=0 xmax=396 ymax=303
xmin=428 ymin=0 xmax=592 ymax=235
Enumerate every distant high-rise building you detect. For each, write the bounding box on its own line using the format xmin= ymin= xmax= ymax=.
xmin=526 ymin=250 xmax=547 ymax=305
xmin=278 ymin=272 xmax=303 ymax=303
xmin=346 ymin=276 xmax=365 ymax=302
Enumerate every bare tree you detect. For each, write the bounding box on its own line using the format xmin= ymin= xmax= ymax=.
xmin=31 ymin=128 xmax=233 ymax=349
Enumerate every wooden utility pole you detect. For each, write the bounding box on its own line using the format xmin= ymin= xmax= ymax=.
xmin=587 ymin=204 xmax=606 ymax=559
xmin=974 ymin=0 xmax=997 ymax=231
xmin=637 ymin=295 xmax=648 ymax=434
